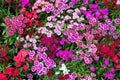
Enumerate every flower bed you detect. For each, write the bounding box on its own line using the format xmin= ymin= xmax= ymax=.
xmin=0 ymin=0 xmax=120 ymax=80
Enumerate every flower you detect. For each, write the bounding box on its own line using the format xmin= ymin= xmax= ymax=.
xmin=83 ymin=0 xmax=89 ymax=4
xmin=58 ymin=75 xmax=64 ymax=80
xmin=5 ymin=16 xmax=11 ymax=26
xmin=3 ymin=57 xmax=9 ymax=63
xmin=94 ymin=57 xmax=99 ymax=62
xmin=5 ymin=14 xmax=29 ymax=36
xmin=47 ymin=71 xmax=53 ymax=77
xmin=0 ymin=73 xmax=8 ymax=80
xmin=89 ymin=65 xmax=96 ymax=72
xmin=71 ymin=72 xmax=77 ymax=78
xmin=112 ymin=55 xmax=119 ymax=64
xmin=97 ymin=42 xmax=111 ymax=57
xmin=89 ymin=4 xmax=98 ymax=9
xmin=59 ymin=64 xmax=70 ymax=75
xmin=110 ymin=67 xmax=115 ymax=73
xmin=104 ymin=59 xmax=109 ymax=65
xmin=104 ymin=0 xmax=110 ymax=5
xmin=91 ymin=73 xmax=96 ymax=77
xmin=64 ymin=74 xmax=70 ymax=79
xmin=116 ymin=0 xmax=120 ymax=6
xmin=16 ymin=42 xmax=21 ymax=48
xmin=12 ymin=69 xmax=19 ymax=77
xmin=56 ymin=50 xmax=74 ymax=60
xmin=60 ymin=38 xmax=67 ymax=45
xmin=27 ymin=73 xmax=33 ymax=79
xmin=20 ymin=0 xmax=31 ymax=8
xmin=5 ymin=67 xmax=15 ymax=75
xmin=104 ymin=72 xmax=115 ymax=79
xmin=14 ymin=49 xmax=29 ymax=67
xmin=0 ymin=52 xmax=7 ymax=57
xmin=24 ymin=11 xmax=33 ymax=18
xmin=114 ymin=18 xmax=120 ymax=24
xmin=23 ymin=64 xmax=29 ymax=71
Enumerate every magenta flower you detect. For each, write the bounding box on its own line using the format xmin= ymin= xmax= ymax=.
xmin=104 ymin=72 xmax=115 ymax=79
xmin=20 ymin=0 xmax=31 ymax=8
xmin=89 ymin=65 xmax=96 ymax=72
xmin=60 ymin=38 xmax=67 ymax=45
xmin=27 ymin=73 xmax=33 ymax=79
xmin=104 ymin=59 xmax=109 ymax=65
xmin=99 ymin=8 xmax=109 ymax=15
xmin=83 ymin=0 xmax=89 ymax=5
xmin=89 ymin=4 xmax=98 ymax=9
xmin=110 ymin=67 xmax=115 ymax=73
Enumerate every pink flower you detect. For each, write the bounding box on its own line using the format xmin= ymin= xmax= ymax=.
xmin=84 ymin=58 xmax=93 ymax=64
xmin=5 ymin=16 xmax=11 ymax=26
xmin=18 ymin=28 xmax=23 ymax=34
xmin=114 ymin=18 xmax=120 ymax=24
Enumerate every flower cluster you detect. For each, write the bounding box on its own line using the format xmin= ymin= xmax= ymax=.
xmin=5 ymin=66 xmax=19 ymax=77
xmin=2 ymin=0 xmax=120 ymax=80
xmin=5 ymin=15 xmax=29 ymax=36
xmin=32 ymin=0 xmax=80 ymax=16
xmin=56 ymin=50 xmax=74 ymax=60
xmin=81 ymin=4 xmax=109 ymax=20
xmin=40 ymin=35 xmax=59 ymax=55
xmin=30 ymin=53 xmax=56 ymax=77
xmin=32 ymin=0 xmax=54 ymax=13
xmin=14 ymin=49 xmax=29 ymax=67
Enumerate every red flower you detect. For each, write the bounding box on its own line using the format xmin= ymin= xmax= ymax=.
xmin=12 ymin=69 xmax=19 ymax=77
xmin=47 ymin=71 xmax=53 ymax=77
xmin=1 ymin=52 xmax=7 ymax=57
xmin=3 ymin=57 xmax=9 ymax=63
xmin=58 ymin=75 xmax=64 ymax=80
xmin=49 ymin=54 xmax=55 ymax=59
xmin=22 ymin=30 xmax=27 ymax=36
xmin=117 ymin=39 xmax=120 ymax=44
xmin=16 ymin=42 xmax=21 ymax=48
xmin=38 ymin=21 xmax=43 ymax=27
xmin=31 ymin=10 xmax=39 ymax=18
xmin=108 ymin=6 xmax=114 ymax=9
xmin=0 ymin=73 xmax=8 ymax=80
xmin=116 ymin=64 xmax=120 ymax=69
xmin=24 ymin=11 xmax=32 ymax=18
xmin=36 ymin=32 xmax=41 ymax=36
xmin=16 ymin=62 xmax=21 ymax=67
xmin=64 ymin=74 xmax=69 ymax=79
xmin=112 ymin=55 xmax=119 ymax=64
xmin=104 ymin=0 xmax=110 ymax=5
xmin=27 ymin=58 xmax=32 ymax=62
xmin=5 ymin=67 xmax=15 ymax=75
xmin=0 ymin=46 xmax=3 ymax=49
xmin=97 ymin=43 xmax=111 ymax=57
xmin=26 ymin=20 xmax=33 ymax=28
xmin=94 ymin=33 xmax=101 ymax=39
xmin=96 ymin=0 xmax=101 ymax=2
xmin=117 ymin=51 xmax=120 ymax=57
xmin=23 ymin=64 xmax=29 ymax=71
xmin=29 ymin=32 xmax=33 ymax=37
xmin=112 ymin=0 xmax=116 ymax=4
xmin=104 ymin=35 xmax=110 ymax=41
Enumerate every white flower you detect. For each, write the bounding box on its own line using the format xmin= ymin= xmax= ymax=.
xmin=116 ymin=0 xmax=120 ymax=5
xmin=59 ymin=64 xmax=70 ymax=75
xmin=55 ymin=72 xmax=60 ymax=75
xmin=26 ymin=35 xmax=29 ymax=41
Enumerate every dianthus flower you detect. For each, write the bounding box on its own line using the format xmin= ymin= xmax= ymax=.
xmin=14 ymin=49 xmax=29 ymax=67
xmin=5 ymin=14 xmax=29 ymax=36
xmin=0 ymin=73 xmax=8 ymax=80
